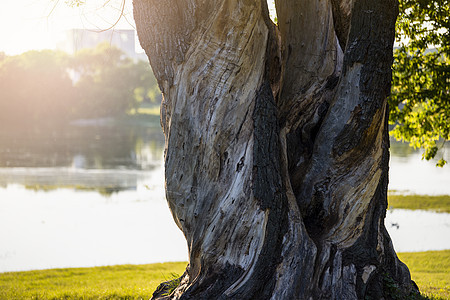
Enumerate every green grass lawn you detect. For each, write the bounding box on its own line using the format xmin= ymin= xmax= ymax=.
xmin=398 ymin=250 xmax=450 ymax=300
xmin=0 ymin=262 xmax=186 ymax=300
xmin=388 ymin=193 xmax=450 ymax=213
xmin=1 ymin=251 xmax=449 ymax=299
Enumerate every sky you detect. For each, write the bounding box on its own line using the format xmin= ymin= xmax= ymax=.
xmin=0 ymin=0 xmax=136 ymax=55
xmin=0 ymin=0 xmax=410 ymax=58
xmin=1 ymin=1 xmax=277 ymax=56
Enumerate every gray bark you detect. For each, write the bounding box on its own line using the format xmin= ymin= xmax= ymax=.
xmin=133 ymin=0 xmax=418 ymax=299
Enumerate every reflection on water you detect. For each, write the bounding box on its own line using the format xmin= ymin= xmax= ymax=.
xmin=0 ymin=120 xmax=164 ymax=170
xmin=0 ymin=167 xmax=188 ymax=273
xmin=0 ymin=122 xmax=449 ymax=272
xmin=389 ymin=141 xmax=450 ymax=195
xmin=0 ymin=119 xmax=164 ymax=194
xmin=0 ymin=168 xmax=150 ymax=196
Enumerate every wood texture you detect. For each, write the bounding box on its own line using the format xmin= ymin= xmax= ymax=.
xmin=133 ymin=0 xmax=417 ymax=298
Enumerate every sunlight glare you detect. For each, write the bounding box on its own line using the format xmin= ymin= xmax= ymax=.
xmin=267 ymin=0 xmax=277 ymax=23
xmin=0 ymin=0 xmax=134 ymax=55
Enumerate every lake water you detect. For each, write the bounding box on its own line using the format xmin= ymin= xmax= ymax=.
xmin=0 ymin=120 xmax=449 ymax=272
xmin=389 ymin=141 xmax=450 ymax=195
xmin=385 ymin=209 xmax=450 ymax=252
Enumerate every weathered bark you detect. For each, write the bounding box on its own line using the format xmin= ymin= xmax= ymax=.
xmin=133 ymin=0 xmax=418 ymax=299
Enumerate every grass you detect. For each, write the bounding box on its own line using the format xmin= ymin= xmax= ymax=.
xmin=0 ymin=262 xmax=186 ymax=300
xmin=398 ymin=250 xmax=450 ymax=300
xmin=1 ymin=251 xmax=449 ymax=299
xmin=117 ymin=113 xmax=161 ymax=128
xmin=388 ymin=193 xmax=450 ymax=213
xmin=135 ymin=107 xmax=161 ymax=116
xmin=126 ymin=106 xmax=160 ymax=117
xmin=24 ymin=184 xmax=126 ymax=196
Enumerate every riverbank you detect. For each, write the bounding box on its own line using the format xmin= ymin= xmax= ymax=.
xmin=388 ymin=194 xmax=450 ymax=213
xmin=1 ymin=250 xmax=448 ymax=299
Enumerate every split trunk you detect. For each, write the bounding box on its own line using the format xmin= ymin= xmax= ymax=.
xmin=133 ymin=0 xmax=418 ymax=299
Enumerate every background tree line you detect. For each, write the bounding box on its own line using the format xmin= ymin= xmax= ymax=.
xmin=0 ymin=43 xmax=161 ymax=127
xmin=0 ymin=0 xmax=448 ymax=164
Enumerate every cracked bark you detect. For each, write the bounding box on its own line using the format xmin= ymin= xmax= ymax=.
xmin=133 ymin=0 xmax=418 ymax=299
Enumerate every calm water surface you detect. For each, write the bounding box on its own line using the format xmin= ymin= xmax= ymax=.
xmin=389 ymin=141 xmax=450 ymax=195
xmin=0 ymin=121 xmax=449 ymax=272
xmin=385 ymin=209 xmax=450 ymax=252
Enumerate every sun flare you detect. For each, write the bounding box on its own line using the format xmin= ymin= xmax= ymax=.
xmin=0 ymin=0 xmax=133 ymax=55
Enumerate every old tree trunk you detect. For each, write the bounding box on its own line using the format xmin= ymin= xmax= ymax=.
xmin=133 ymin=0 xmax=418 ymax=299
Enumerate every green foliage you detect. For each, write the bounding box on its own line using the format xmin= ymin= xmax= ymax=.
xmin=70 ymin=43 xmax=157 ymax=118
xmin=164 ymin=276 xmax=182 ymax=296
xmin=0 ymin=44 xmax=160 ymax=127
xmin=382 ymin=272 xmax=410 ymax=300
xmin=390 ymin=0 xmax=450 ymax=166
xmin=152 ymin=273 xmax=182 ymax=297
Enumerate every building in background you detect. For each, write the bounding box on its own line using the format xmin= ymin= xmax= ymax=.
xmin=57 ymin=29 xmax=147 ymax=61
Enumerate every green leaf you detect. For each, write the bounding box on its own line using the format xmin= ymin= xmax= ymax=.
xmin=436 ymin=159 xmax=447 ymax=167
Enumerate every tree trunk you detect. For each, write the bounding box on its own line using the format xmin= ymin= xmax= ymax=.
xmin=133 ymin=0 xmax=418 ymax=299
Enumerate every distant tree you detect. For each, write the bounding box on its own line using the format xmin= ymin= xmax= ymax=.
xmin=390 ymin=0 xmax=450 ymax=166
xmin=0 ymin=50 xmax=74 ymax=126
xmin=129 ymin=60 xmax=162 ymax=110
xmin=70 ymin=43 xmax=159 ymax=118
xmin=0 ymin=45 xmax=160 ymax=125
